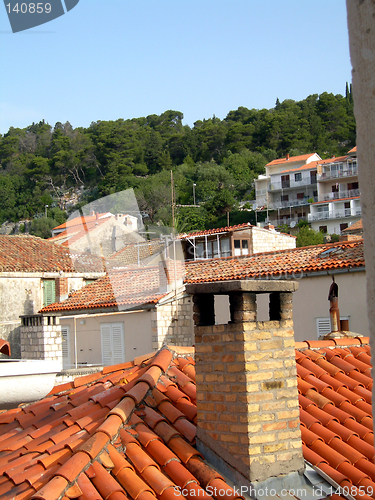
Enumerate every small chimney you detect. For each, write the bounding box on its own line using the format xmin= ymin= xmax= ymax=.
xmin=286 ymin=153 xmax=289 ymax=160
xmin=90 ymin=210 xmax=95 ymax=217
xmin=187 ymin=280 xmax=304 ymax=485
xmin=96 ymin=212 xmax=99 ymax=220
xmin=264 ymin=224 xmax=275 ymax=231
xmin=328 ymin=277 xmax=340 ymax=333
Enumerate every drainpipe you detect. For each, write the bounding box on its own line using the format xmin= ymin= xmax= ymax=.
xmin=328 ymin=277 xmax=340 ymax=332
xmin=74 ymin=316 xmax=77 ymax=369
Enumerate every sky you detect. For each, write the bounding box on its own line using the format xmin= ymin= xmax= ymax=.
xmin=0 ymin=0 xmax=353 ymax=134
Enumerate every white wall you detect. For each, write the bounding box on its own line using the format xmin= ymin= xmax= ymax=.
xmin=61 ymin=309 xmax=152 ymax=367
xmin=212 ymin=271 xmax=368 ymax=343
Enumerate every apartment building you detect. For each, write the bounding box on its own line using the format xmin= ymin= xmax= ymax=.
xmin=255 ymin=152 xmax=321 ymax=226
xmin=308 ymin=147 xmax=361 ymax=234
xmin=255 ymin=147 xmax=360 ymax=234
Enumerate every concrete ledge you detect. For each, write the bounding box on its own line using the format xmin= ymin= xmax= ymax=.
xmin=186 ymin=280 xmax=299 ymax=295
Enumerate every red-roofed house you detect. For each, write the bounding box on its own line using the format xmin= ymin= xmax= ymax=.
xmin=179 ymin=222 xmax=296 ymax=261
xmin=0 ymin=235 xmax=104 ymax=360
xmin=24 ymin=261 xmax=193 ymax=370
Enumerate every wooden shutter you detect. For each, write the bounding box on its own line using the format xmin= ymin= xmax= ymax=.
xmin=43 ymin=280 xmax=56 ymax=306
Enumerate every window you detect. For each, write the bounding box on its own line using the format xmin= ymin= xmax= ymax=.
xmin=297 ymin=192 xmax=304 ymax=200
xmin=221 ymin=238 xmax=231 ymax=257
xmin=101 ymin=323 xmax=125 ymax=366
xmin=319 ymin=226 xmax=328 ymax=233
xmin=281 ymin=194 xmax=289 ymax=202
xmin=281 ymin=175 xmax=290 ymax=188
xmin=340 ymin=223 xmax=348 ymax=231
xmin=295 ymin=173 xmax=302 ymax=182
xmin=234 ymin=239 xmax=250 ymax=256
xmin=61 ymin=325 xmax=70 ymax=369
xmin=310 ymin=171 xmax=317 ymax=184
xmin=43 ymin=280 xmax=56 ymax=307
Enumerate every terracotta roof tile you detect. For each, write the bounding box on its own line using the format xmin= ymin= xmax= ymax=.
xmin=185 ymin=240 xmax=365 ymax=283
xmin=0 ymin=235 xmax=103 ymax=273
xmin=0 ymin=341 xmax=373 ymax=500
xmin=39 ymin=266 xmax=172 ymax=313
xmin=266 ymin=153 xmax=319 ymax=167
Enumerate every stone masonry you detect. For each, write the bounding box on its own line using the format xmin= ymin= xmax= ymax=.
xmin=151 ymin=295 xmax=194 ymax=350
xmin=186 ymin=280 xmax=304 ymax=484
xmin=20 ymin=315 xmax=63 ymax=369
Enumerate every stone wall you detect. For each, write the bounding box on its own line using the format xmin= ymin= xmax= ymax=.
xmin=252 ymin=226 xmax=296 ymax=254
xmin=20 ymin=315 xmax=63 ymax=369
xmin=151 ymin=295 xmax=193 ymax=350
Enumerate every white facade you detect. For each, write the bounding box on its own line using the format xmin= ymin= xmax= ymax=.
xmin=309 ymin=152 xmax=361 ymax=234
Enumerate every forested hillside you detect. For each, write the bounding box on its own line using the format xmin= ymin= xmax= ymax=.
xmin=0 ymin=88 xmax=355 ymax=234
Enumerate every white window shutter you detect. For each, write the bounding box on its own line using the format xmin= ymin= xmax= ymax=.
xmin=112 ymin=323 xmax=125 ymax=364
xmin=316 ymin=317 xmax=331 ymax=338
xmin=101 ymin=323 xmax=124 ymax=366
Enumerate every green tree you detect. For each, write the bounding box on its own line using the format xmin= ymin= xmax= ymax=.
xmin=296 ymin=226 xmax=324 ymax=247
xmin=29 ymin=217 xmax=57 ymax=239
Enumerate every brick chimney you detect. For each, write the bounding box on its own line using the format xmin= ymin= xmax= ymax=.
xmin=186 ymin=280 xmax=304 ymax=485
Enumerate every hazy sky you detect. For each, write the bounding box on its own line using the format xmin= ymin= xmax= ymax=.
xmin=0 ymin=1 xmax=352 ymax=134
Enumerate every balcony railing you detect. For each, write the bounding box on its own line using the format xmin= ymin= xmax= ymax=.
xmin=268 ymin=216 xmax=308 ymax=227
xmin=268 ymin=197 xmax=317 ymax=210
xmin=318 ymin=164 xmax=358 ymax=181
xmin=268 ymin=178 xmax=317 ymax=191
xmin=320 ymin=189 xmax=360 ymax=202
xmin=308 ymin=207 xmax=361 ymax=222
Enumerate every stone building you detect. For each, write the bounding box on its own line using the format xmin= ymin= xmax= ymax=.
xmin=0 ymin=235 xmax=104 ymax=358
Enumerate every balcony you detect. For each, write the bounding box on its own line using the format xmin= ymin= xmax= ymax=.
xmin=268 ymin=216 xmax=308 ymax=227
xmin=320 ymin=189 xmax=360 ymax=202
xmin=308 ymin=207 xmax=361 ymax=222
xmin=268 ymin=178 xmax=317 ymax=192
xmin=268 ymin=196 xmax=317 ymax=210
xmin=318 ymin=163 xmax=358 ymax=181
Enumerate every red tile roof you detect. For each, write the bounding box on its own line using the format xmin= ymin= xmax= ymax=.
xmin=348 ymin=147 xmax=357 ymax=154
xmin=179 ymin=223 xmax=253 ymax=239
xmin=109 ymin=240 xmax=166 ymax=267
xmin=266 ymin=153 xmax=318 ymax=167
xmin=343 ymin=220 xmax=363 ymax=233
xmin=280 ymin=157 xmax=347 ymax=174
xmin=39 ymin=264 xmax=180 ymax=313
xmin=0 ymin=339 xmax=372 ymax=500
xmin=40 ymin=240 xmax=364 ymax=313
xmin=184 ymin=240 xmax=365 ymax=283
xmin=52 ymin=213 xmax=112 ymax=232
xmin=295 ymin=337 xmax=375 ymax=496
xmin=0 ymin=235 xmax=103 ymax=273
